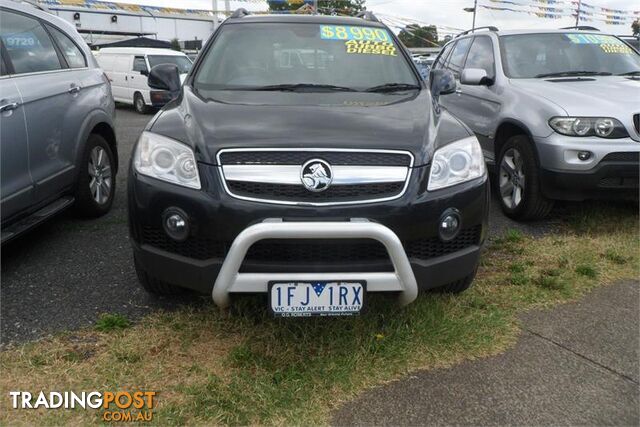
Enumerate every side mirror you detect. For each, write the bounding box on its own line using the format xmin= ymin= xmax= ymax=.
xmin=460 ymin=68 xmax=492 ymax=86
xmin=148 ymin=64 xmax=181 ymax=93
xmin=140 ymin=69 xmax=149 ymax=76
xmin=429 ymin=69 xmax=457 ymax=97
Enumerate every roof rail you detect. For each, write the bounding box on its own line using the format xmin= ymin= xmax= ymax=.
xmin=455 ymin=26 xmax=499 ymax=38
xmin=356 ymin=11 xmax=380 ymax=23
xmin=18 ymin=0 xmax=50 ymax=12
xmin=560 ymin=26 xmax=600 ymax=31
xmin=229 ymin=8 xmax=250 ymax=19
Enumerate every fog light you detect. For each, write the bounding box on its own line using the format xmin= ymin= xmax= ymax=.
xmin=163 ymin=208 xmax=189 ymax=241
xmin=577 ymin=151 xmax=592 ymax=161
xmin=439 ymin=209 xmax=462 ymax=242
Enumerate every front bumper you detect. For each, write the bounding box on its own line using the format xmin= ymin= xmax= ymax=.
xmin=535 ymin=134 xmax=639 ymax=201
xmin=128 ymin=163 xmax=490 ymax=299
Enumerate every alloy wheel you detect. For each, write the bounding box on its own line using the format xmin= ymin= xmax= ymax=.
xmin=499 ymin=147 xmax=526 ymax=210
xmin=88 ymin=146 xmax=112 ymax=205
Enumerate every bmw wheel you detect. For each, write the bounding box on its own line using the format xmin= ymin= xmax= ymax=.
xmin=497 ymin=135 xmax=553 ymax=220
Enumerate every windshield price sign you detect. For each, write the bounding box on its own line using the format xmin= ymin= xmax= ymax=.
xmin=320 ymin=25 xmax=391 ymax=43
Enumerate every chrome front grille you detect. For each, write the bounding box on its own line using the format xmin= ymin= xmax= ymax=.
xmin=217 ymin=148 xmax=414 ymax=206
xmin=219 ymin=150 xmax=412 ymax=166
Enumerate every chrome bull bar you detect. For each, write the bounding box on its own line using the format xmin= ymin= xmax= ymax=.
xmin=212 ymin=218 xmax=419 ymax=308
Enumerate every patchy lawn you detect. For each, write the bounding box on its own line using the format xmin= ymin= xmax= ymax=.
xmin=1 ymin=203 xmax=638 ymax=426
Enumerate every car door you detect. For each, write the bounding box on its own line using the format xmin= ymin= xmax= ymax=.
xmin=44 ymin=22 xmax=101 ymax=195
xmin=130 ymin=55 xmax=148 ymax=94
xmin=438 ymin=37 xmax=473 ymax=119
xmin=0 ymin=46 xmax=32 ymax=221
xmin=454 ymin=36 xmax=502 ymax=162
xmin=2 ymin=9 xmax=80 ymax=204
xmin=112 ymin=55 xmax=132 ymax=103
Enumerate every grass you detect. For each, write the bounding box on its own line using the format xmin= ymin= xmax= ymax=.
xmin=1 ymin=203 xmax=638 ymax=426
xmin=94 ymin=313 xmax=131 ymax=332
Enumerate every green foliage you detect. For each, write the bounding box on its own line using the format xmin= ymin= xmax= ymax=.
xmin=575 ymin=264 xmax=598 ymax=279
xmin=95 ymin=313 xmax=130 ymax=332
xmin=267 ymin=0 xmax=365 ymax=16
xmin=398 ymin=24 xmax=438 ymax=48
xmin=632 ymin=19 xmax=639 ymax=36
xmin=170 ymin=38 xmax=181 ymax=52
xmin=604 ymin=249 xmax=628 ymax=265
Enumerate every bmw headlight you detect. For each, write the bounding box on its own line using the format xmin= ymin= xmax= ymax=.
xmin=549 ymin=117 xmax=628 ymax=139
xmin=134 ymin=132 xmax=201 ymax=189
xmin=428 ymin=136 xmax=486 ymax=191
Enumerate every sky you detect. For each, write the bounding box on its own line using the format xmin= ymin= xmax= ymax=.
xmin=115 ymin=0 xmax=638 ymax=39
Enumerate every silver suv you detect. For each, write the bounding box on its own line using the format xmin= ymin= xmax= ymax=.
xmin=432 ymin=28 xmax=640 ymax=219
xmin=1 ymin=1 xmax=117 ymax=243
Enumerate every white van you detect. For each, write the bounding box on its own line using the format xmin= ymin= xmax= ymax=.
xmin=95 ymin=47 xmax=192 ymax=114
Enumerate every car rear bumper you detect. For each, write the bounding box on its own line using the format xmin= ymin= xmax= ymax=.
xmin=128 ymin=163 xmax=489 ymax=300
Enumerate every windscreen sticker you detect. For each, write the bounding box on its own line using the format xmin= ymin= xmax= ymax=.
xmin=565 ymin=34 xmax=632 ymax=54
xmin=345 ymin=40 xmax=397 ymax=56
xmin=1 ymin=32 xmax=39 ymax=50
xmin=600 ymin=43 xmax=634 ymax=54
xmin=320 ymin=25 xmax=392 ymax=43
xmin=565 ymin=34 xmax=623 ymax=45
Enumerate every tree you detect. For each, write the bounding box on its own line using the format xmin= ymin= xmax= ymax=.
xmin=633 ymin=20 xmax=639 ymax=36
xmin=439 ymin=34 xmax=453 ymax=47
xmin=398 ymin=24 xmax=438 ymax=48
xmin=170 ymin=38 xmax=181 ymax=52
xmin=267 ymin=0 xmax=365 ymax=16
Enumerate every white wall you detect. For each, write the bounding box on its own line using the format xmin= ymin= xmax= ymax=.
xmin=52 ymin=9 xmax=215 ymax=45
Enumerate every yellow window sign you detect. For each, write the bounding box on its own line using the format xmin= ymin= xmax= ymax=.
xmin=320 ymin=25 xmax=392 ymax=43
xmin=345 ymin=40 xmax=397 ymax=56
xmin=600 ymin=44 xmax=634 ymax=55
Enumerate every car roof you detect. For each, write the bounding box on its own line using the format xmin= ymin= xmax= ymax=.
xmin=1 ymin=0 xmax=83 ymax=35
xmin=222 ymin=14 xmax=385 ymax=27
xmin=95 ymin=47 xmax=187 ymax=56
xmin=495 ymin=29 xmax=615 ymax=37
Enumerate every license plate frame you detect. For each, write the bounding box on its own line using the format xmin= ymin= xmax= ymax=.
xmin=268 ymin=280 xmax=366 ymax=317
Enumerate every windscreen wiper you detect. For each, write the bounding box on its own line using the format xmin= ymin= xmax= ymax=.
xmin=535 ymin=71 xmax=613 ymax=78
xmin=248 ymin=83 xmax=357 ymax=92
xmin=365 ymin=83 xmax=421 ymax=93
xmin=618 ymin=70 xmax=640 ymax=76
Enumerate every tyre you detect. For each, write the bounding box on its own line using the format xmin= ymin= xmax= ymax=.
xmin=134 ymin=256 xmax=184 ymax=295
xmin=74 ymin=134 xmax=115 ymax=218
xmin=433 ymin=269 xmax=477 ymax=294
xmin=497 ymin=135 xmax=554 ymax=220
xmin=134 ymin=93 xmax=149 ymax=114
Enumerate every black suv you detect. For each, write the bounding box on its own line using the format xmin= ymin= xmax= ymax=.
xmin=128 ymin=11 xmax=489 ymax=317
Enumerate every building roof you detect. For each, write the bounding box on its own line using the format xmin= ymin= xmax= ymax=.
xmin=93 ymin=37 xmax=171 ymax=49
xmin=94 ymin=47 xmax=185 ymax=55
xmin=223 ymin=14 xmax=386 ymax=27
xmin=38 ymin=0 xmax=214 ymax=20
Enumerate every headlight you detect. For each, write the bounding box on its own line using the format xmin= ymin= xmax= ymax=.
xmin=549 ymin=117 xmax=628 ymax=139
xmin=428 ymin=136 xmax=486 ymax=191
xmin=134 ymin=132 xmax=201 ymax=189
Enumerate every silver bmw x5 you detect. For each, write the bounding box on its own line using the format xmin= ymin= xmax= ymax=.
xmin=433 ymin=28 xmax=640 ymax=219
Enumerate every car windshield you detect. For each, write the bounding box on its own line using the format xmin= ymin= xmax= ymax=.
xmin=148 ymin=55 xmax=192 ymax=73
xmin=500 ymin=33 xmax=640 ymax=78
xmin=193 ymin=23 xmax=418 ymax=92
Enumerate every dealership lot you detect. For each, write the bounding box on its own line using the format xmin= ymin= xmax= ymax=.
xmin=0 ymin=106 xmax=627 ymax=345
xmin=1 ymin=106 xmax=524 ymax=343
xmin=1 ymin=106 xmax=561 ymax=345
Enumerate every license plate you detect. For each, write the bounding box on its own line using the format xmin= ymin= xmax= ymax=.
xmin=269 ymin=281 xmax=365 ymax=317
